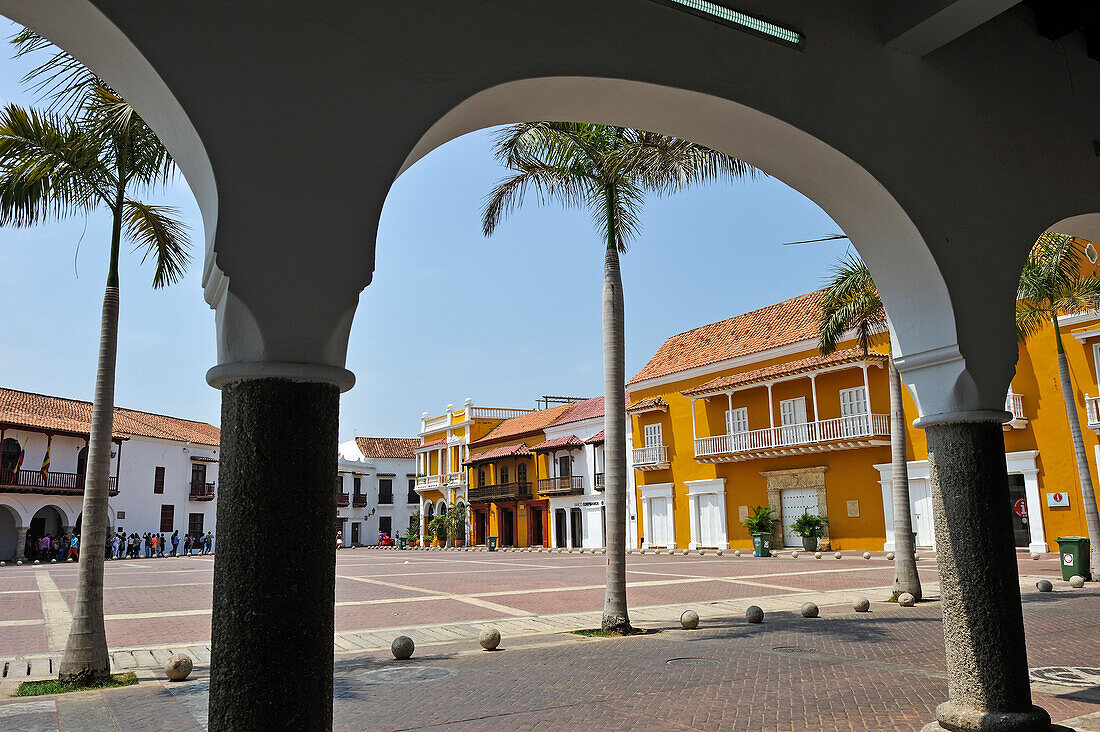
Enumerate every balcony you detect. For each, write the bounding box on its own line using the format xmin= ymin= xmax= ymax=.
xmin=0 ymin=469 xmax=118 ymax=496
xmin=336 ymin=491 xmax=350 ymax=507
xmin=446 ymin=472 xmax=465 ymax=485
xmin=594 ymin=472 xmax=604 ymax=491
xmin=1088 ymin=395 xmax=1100 ymax=431
xmin=189 ymin=481 xmax=215 ymax=501
xmin=538 ymin=476 xmax=583 ymax=496
xmin=470 ymin=406 xmax=533 ymax=420
xmin=468 ymin=481 xmax=532 ymax=503
xmin=415 ymin=475 xmax=443 ymax=491
xmin=1004 ymin=391 xmax=1027 ymax=430
xmin=693 ymin=414 xmax=890 ymax=463
xmin=352 ymin=494 xmax=367 ymax=507
xmin=633 ymin=445 xmax=670 ymax=471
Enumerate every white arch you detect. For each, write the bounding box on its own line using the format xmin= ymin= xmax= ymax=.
xmin=0 ymin=497 xmax=32 ymax=526
xmin=1048 ymin=214 xmax=1100 ymax=244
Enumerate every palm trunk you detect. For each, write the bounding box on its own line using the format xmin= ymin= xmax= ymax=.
xmin=1053 ymin=318 xmax=1100 ymax=580
xmin=888 ymin=356 xmax=922 ymax=599
xmin=602 ymin=244 xmax=630 ymax=633
xmin=57 ymin=282 xmax=118 ymax=682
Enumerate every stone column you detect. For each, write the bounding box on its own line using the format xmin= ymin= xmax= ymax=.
xmin=921 ymin=419 xmax=1050 ymax=732
xmin=208 ymin=378 xmax=339 ymax=731
xmin=15 ymin=526 xmax=27 ymax=561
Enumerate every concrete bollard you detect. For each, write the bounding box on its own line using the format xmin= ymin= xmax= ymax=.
xmin=681 ymin=549 xmax=688 ymax=556
xmin=897 ymin=592 xmax=916 ymax=607
xmin=165 ymin=654 xmax=193 ymax=681
xmin=791 ymin=551 xmax=800 ymax=559
xmin=801 ymin=602 xmax=819 ymax=618
xmin=733 ymin=550 xmax=741 ymax=557
xmin=814 ymin=552 xmax=822 ymax=559
xmin=1070 ymin=575 xmax=1086 ymax=588
xmin=391 ymin=635 xmax=415 ymax=660
xmin=853 ymin=597 xmax=871 ymax=612
xmin=715 ymin=549 xmax=723 ymax=556
xmin=1036 ymin=580 xmax=1053 ymax=592
xmin=1030 ymin=553 xmax=1041 ymax=560
xmin=862 ymin=552 xmax=871 ymax=559
xmin=885 ymin=551 xmax=895 ymax=561
xmin=834 ymin=552 xmax=842 ymax=559
xmin=479 ymin=628 xmax=501 ymax=650
xmin=680 ymin=610 xmax=700 ymax=630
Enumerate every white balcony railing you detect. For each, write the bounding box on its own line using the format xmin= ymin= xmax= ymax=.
xmin=446 ymin=472 xmax=465 ymax=485
xmin=1005 ymin=391 xmax=1025 ymax=422
xmin=694 ymin=414 xmax=889 ymax=458
xmin=633 ymin=445 xmax=669 ymax=466
xmin=470 ymin=407 xmax=533 ymax=420
xmin=423 ymin=414 xmax=449 ymax=432
xmin=415 ymin=475 xmax=443 ymax=489
xmin=1087 ymin=395 xmax=1100 ymax=429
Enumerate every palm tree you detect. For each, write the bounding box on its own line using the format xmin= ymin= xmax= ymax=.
xmin=482 ymin=122 xmax=756 ymax=632
xmin=1017 ymin=233 xmax=1100 ymax=581
xmin=0 ymin=30 xmax=192 ymax=682
xmin=819 ymin=254 xmax=922 ymax=600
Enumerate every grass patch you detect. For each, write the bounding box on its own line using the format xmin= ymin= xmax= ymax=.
xmin=16 ymin=672 xmax=137 ymax=697
xmin=570 ymin=627 xmax=661 ymax=638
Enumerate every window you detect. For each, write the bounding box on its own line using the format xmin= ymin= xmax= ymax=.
xmin=643 ymin=423 xmax=663 ymax=447
xmin=725 ymin=407 xmax=748 ymax=434
xmin=378 ymin=478 xmax=393 ymax=504
xmin=1 ymin=438 xmax=20 ymax=473
xmin=335 ymin=475 xmax=343 ymax=491
xmin=188 ymin=513 xmax=204 ymax=535
xmin=117 ymin=511 xmax=126 ymax=520
xmin=500 ymin=466 xmax=509 ymax=484
xmin=153 ymin=466 xmax=165 ymax=494
xmin=557 ymin=455 xmax=570 ymax=477
xmin=379 ymin=516 xmax=392 ymax=537
xmin=478 ymin=469 xmax=486 ymax=487
xmin=160 ymin=505 xmax=175 ymax=532
xmin=517 ymin=462 xmax=528 ymax=485
xmin=407 ymin=478 xmax=417 ymax=504
xmin=840 ymin=386 xmax=870 ymax=436
xmin=191 ymin=463 xmax=207 ymax=488
xmin=779 ymin=397 xmax=810 ymax=444
xmin=353 ymin=476 xmax=361 ymax=497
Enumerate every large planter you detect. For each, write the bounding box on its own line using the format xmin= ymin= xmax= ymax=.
xmin=751 ymin=533 xmax=771 ymax=558
xmin=801 ymin=536 xmax=818 ymax=552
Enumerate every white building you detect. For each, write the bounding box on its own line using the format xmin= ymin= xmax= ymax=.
xmin=0 ymin=387 xmax=220 ymax=561
xmin=534 ymin=396 xmax=638 ymax=549
xmin=336 ymin=436 xmax=418 ymax=546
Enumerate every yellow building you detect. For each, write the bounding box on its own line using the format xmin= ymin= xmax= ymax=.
xmin=414 ymin=399 xmax=533 ymax=545
xmin=627 ymin=289 xmax=1100 ymax=553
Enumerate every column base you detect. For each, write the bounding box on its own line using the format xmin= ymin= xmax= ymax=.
xmin=920 ymin=701 xmax=1054 ymax=731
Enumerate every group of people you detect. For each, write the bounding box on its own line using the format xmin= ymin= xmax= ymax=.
xmin=106 ymin=529 xmax=214 ymax=559
xmin=24 ymin=532 xmax=76 ymax=562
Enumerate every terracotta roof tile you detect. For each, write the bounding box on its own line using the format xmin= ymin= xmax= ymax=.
xmin=628 ymin=290 xmax=828 ymax=385
xmin=681 ymin=348 xmax=887 ymax=397
xmin=585 ymin=430 xmax=605 ymax=445
xmin=417 ymin=438 xmax=446 ymax=450
xmin=626 ymin=396 xmax=668 ymax=414
xmin=354 ymin=436 xmax=418 ymax=460
xmin=531 ymin=435 xmax=585 ymax=452
xmin=0 ymin=387 xmax=219 ymax=445
xmin=473 ymin=403 xmax=576 ymax=444
xmin=464 ymin=442 xmax=532 ymax=465
xmin=547 ymin=396 xmax=604 ymax=427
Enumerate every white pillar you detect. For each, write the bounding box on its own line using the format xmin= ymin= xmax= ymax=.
xmin=767 ymin=383 xmax=775 ymax=430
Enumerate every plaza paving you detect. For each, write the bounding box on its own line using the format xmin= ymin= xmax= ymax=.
xmin=0 ymin=549 xmax=1098 ymax=730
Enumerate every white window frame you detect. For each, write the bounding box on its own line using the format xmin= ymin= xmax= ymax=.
xmin=839 ymin=386 xmax=870 ymax=436
xmin=779 ymin=397 xmax=810 ymax=444
xmin=643 ymin=423 xmax=663 ymax=448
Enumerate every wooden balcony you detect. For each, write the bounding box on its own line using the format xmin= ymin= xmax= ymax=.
xmin=538 ymin=476 xmax=583 ymax=496
xmin=468 ymin=481 xmax=532 ymax=503
xmin=594 ymin=472 xmax=604 ymax=491
xmin=632 ymin=445 xmax=669 ymax=471
xmin=336 ymin=491 xmax=350 ymax=507
xmin=189 ymin=481 xmax=215 ymax=501
xmin=0 ymin=469 xmax=118 ymax=496
xmin=693 ymin=414 xmax=889 ymax=463
xmin=352 ymin=494 xmax=368 ymax=507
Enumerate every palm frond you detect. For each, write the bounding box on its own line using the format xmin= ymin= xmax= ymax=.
xmin=616 ymin=132 xmax=760 ymax=194
xmin=1015 ymin=300 xmax=1050 ymax=343
xmin=818 ymin=254 xmax=885 ymax=355
xmin=481 ymin=162 xmax=595 ymax=237
xmin=122 ymin=200 xmax=192 ymax=287
xmin=1052 ymin=274 xmax=1100 ymax=316
xmin=10 ymin=28 xmax=102 ymax=116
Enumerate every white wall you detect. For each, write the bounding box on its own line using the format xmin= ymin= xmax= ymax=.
xmin=337 ymin=440 xmax=416 ymax=546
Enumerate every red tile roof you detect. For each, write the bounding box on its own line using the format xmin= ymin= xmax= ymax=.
xmin=628 ymin=290 xmax=828 ymax=385
xmin=530 ymin=435 xmax=585 ymax=452
xmin=626 ymin=396 xmax=668 ymax=414
xmin=474 ymin=403 xmax=576 ymax=444
xmin=547 ymin=396 xmax=605 ymax=427
xmin=464 ymin=442 xmax=532 ymax=465
xmin=417 ymin=438 xmax=446 ymax=450
xmin=354 ymin=437 xmax=418 ymax=460
xmin=0 ymin=387 xmax=220 ymax=446
xmin=585 ymin=430 xmax=605 ymax=445
xmin=681 ymin=348 xmax=887 ymax=397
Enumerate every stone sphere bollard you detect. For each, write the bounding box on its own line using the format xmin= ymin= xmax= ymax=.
xmin=791 ymin=551 xmax=800 ymax=559
xmin=834 ymin=552 xmax=843 ymax=559
xmin=601 ymin=549 xmax=606 ymax=555
xmin=680 ymin=610 xmax=700 ymax=630
xmin=0 ymin=561 xmax=4 ymax=567
xmin=1030 ymin=553 xmax=1041 ymax=560
xmin=733 ymin=550 xmax=741 ymax=557
xmin=801 ymin=602 xmax=819 ymax=618
xmin=67 ymin=557 xmax=74 ymax=562
xmin=853 ymin=597 xmax=871 ymax=612
xmin=391 ymin=635 xmax=415 ymax=660
xmin=681 ymin=549 xmax=688 ymax=556
xmin=50 ymin=558 xmax=57 ymax=564
xmin=862 ymin=552 xmax=871 ymax=560
xmin=745 ymin=605 xmax=764 ymax=624
xmin=16 ymin=560 xmax=22 ymax=566
xmin=715 ymin=549 xmax=723 ymax=556
xmin=1036 ymin=579 xmax=1053 ymax=592
xmin=885 ymin=552 xmax=895 ymax=561
xmin=638 ymin=549 xmax=644 ymax=555
xmin=913 ymin=553 xmax=921 ymax=561
xmin=814 ymin=552 xmax=822 ymax=559
xmin=33 ymin=559 xmax=40 ymax=565
xmin=1070 ymin=575 xmax=1086 ymax=588
xmin=698 ymin=550 xmax=705 ymax=556
xmin=164 ymin=654 xmax=193 ymax=681
xmin=897 ymin=592 xmax=916 ymax=607
xmin=479 ymin=628 xmax=501 ymax=650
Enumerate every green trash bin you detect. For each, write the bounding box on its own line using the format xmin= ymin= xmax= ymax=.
xmin=398 ymin=536 xmax=407 ymax=550
xmin=752 ymin=533 xmax=771 ymax=558
xmin=1056 ymin=536 xmax=1091 ymax=581
xmin=488 ymin=536 xmax=498 ymax=552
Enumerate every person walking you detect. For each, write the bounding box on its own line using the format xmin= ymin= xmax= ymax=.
xmin=170 ymin=530 xmax=179 ymax=557
xmin=158 ymin=534 xmax=166 ymax=558
xmin=183 ymin=533 xmax=192 ymax=556
xmin=205 ymin=532 xmax=213 ymax=555
xmin=143 ymin=532 xmax=150 ymax=558
xmin=69 ymin=533 xmax=79 ymax=562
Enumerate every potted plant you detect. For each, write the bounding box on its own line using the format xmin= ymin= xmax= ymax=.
xmin=429 ymin=514 xmax=447 ymax=547
xmin=790 ymin=512 xmax=829 ymax=552
xmin=740 ymin=506 xmax=778 ymax=557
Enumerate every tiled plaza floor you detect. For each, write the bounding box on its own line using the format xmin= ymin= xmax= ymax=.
xmin=0 ymin=550 xmax=1097 ymax=730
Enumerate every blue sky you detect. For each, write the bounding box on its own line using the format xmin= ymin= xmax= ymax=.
xmin=0 ymin=19 xmax=849 ymax=438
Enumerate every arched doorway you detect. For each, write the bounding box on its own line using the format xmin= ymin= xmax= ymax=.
xmin=30 ymin=505 xmax=64 ymax=543
xmin=1 ymin=437 xmax=20 ymax=480
xmin=0 ymin=505 xmax=18 ymax=561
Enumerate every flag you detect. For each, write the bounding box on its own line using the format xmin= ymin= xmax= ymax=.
xmin=40 ymin=438 xmax=50 ymax=483
xmin=13 ymin=439 xmax=24 ymax=472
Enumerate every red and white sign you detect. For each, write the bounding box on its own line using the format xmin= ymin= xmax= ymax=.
xmin=1047 ymin=492 xmax=1070 ymax=508
xmin=1013 ymin=498 xmax=1027 ymax=518
xmin=1064 ymin=553 xmax=1074 ymax=566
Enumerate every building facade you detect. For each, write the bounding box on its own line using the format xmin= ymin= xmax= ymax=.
xmin=627 ymin=290 xmax=1100 ymax=553
xmin=0 ymin=388 xmax=220 ymax=561
xmin=336 ymin=436 xmax=419 ymax=546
